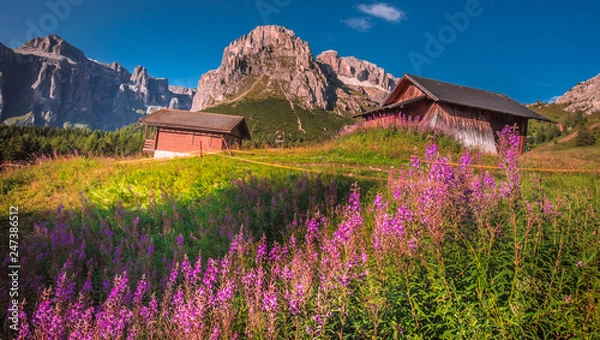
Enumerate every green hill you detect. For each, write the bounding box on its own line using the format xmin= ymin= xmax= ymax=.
xmin=202 ymin=75 xmax=354 ymax=147
xmin=527 ymin=103 xmax=599 ymax=159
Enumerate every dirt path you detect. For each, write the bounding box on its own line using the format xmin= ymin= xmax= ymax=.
xmin=223 ymin=75 xmax=265 ymax=104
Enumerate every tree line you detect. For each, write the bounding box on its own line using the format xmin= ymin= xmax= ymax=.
xmin=0 ymin=124 xmax=145 ymax=163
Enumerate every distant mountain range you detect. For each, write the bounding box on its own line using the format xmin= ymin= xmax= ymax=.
xmin=0 ymin=25 xmax=398 ymax=136
xmin=0 ymin=35 xmax=196 ymax=130
xmin=0 ymin=25 xmax=597 ymax=138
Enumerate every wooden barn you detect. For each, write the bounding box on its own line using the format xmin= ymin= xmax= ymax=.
xmin=141 ymin=109 xmax=251 ymax=159
xmin=354 ymin=74 xmax=552 ymax=153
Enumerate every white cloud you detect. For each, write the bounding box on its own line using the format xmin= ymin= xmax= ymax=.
xmin=357 ymin=3 xmax=405 ymax=23
xmin=342 ymin=18 xmax=373 ymax=32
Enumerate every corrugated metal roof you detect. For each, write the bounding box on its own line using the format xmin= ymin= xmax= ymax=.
xmin=382 ymin=74 xmax=552 ymax=122
xmin=140 ymin=109 xmax=251 ymax=139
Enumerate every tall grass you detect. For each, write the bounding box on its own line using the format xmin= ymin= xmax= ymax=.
xmin=2 ymin=127 xmax=598 ymax=338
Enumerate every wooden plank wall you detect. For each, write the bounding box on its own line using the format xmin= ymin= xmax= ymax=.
xmin=155 ymin=128 xmax=224 ymax=153
xmin=421 ymin=103 xmax=499 ymax=154
xmin=398 ymin=84 xmax=426 ymax=102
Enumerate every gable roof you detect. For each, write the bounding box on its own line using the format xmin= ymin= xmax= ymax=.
xmin=141 ymin=109 xmax=251 ymax=140
xmin=380 ymin=74 xmax=552 ymax=122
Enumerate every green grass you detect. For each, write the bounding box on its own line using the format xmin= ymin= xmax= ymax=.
xmin=2 ymin=127 xmax=600 ymax=338
xmin=205 ymin=97 xmax=352 ymax=147
xmin=2 ymin=127 xmax=597 ymax=224
xmin=0 ymin=128 xmax=459 ymax=225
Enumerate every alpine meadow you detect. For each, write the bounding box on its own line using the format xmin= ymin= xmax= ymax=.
xmin=1 ymin=1 xmax=600 ymax=339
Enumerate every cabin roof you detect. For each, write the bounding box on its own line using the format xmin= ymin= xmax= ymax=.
xmin=375 ymin=74 xmax=552 ymax=122
xmin=141 ymin=109 xmax=251 ymax=139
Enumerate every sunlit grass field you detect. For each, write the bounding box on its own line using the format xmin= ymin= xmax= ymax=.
xmin=1 ymin=127 xmax=599 ymax=338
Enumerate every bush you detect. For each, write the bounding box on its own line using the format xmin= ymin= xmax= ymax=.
xmin=575 ymin=128 xmax=596 ymax=146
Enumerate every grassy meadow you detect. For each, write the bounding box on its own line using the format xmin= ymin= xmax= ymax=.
xmin=1 ymin=126 xmax=599 ymax=338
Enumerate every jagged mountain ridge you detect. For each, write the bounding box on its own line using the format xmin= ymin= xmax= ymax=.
xmin=556 ymin=73 xmax=600 ymax=114
xmin=0 ymin=35 xmax=195 ymax=130
xmin=192 ymin=26 xmax=397 ymax=115
xmin=316 ymin=50 xmax=398 ymax=105
xmin=0 ymin=27 xmax=399 ymax=134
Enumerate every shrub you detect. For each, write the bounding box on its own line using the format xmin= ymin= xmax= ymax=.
xmin=575 ymin=128 xmax=596 ymax=146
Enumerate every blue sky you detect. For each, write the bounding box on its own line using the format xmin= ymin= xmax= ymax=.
xmin=0 ymin=0 xmax=598 ymax=103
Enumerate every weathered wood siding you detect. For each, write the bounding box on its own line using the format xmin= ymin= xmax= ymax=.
xmin=398 ymin=84 xmax=426 ymax=102
xmin=155 ymin=128 xmax=224 ymax=153
xmin=419 ymin=103 xmax=528 ymax=154
xmin=426 ymin=103 xmax=498 ymax=154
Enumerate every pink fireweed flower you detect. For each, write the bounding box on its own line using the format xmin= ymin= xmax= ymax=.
xmin=203 ymin=259 xmax=219 ymax=289
xmin=139 ymin=295 xmax=158 ymax=322
xmin=305 ymin=216 xmax=325 ymax=244
xmin=81 ymin=277 xmax=93 ymax=296
xmin=397 ymin=205 xmax=414 ymax=223
xmin=55 ymin=269 xmax=76 ymax=302
xmin=147 ymin=241 xmax=155 ymax=256
xmin=133 ymin=275 xmax=148 ymax=305
xmin=461 ymin=152 xmax=473 ymax=170
xmin=425 ymin=144 xmax=438 ymax=161
xmin=429 ymin=157 xmax=455 ymax=184
xmin=498 ymin=125 xmax=521 ymax=194
xmin=33 ymin=290 xmax=65 ymax=339
xmin=263 ymin=291 xmax=278 ymax=313
xmin=176 ymin=234 xmax=184 ymax=248
xmin=18 ymin=309 xmax=32 ymax=339
xmin=334 ymin=189 xmax=363 ymax=243
xmin=229 ymin=231 xmax=247 ymax=256
xmin=96 ymin=274 xmax=133 ymax=339
xmin=181 ymin=256 xmax=194 ymax=283
xmin=543 ymin=203 xmax=555 ymax=215
xmin=373 ymin=193 xmax=385 ymax=210
xmin=216 ymin=280 xmax=235 ymax=304
xmin=209 ymin=326 xmax=220 ymax=340
xmin=410 ymin=156 xmax=422 ymax=171
xmin=256 ymin=238 xmax=268 ymax=264
xmin=288 ymin=283 xmax=305 ymax=315
xmin=167 ymin=262 xmax=180 ymax=289
xmin=269 ymin=243 xmax=286 ymax=262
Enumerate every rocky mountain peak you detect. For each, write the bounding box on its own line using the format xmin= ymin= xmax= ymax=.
xmin=316 ymin=50 xmax=397 ymax=91
xmin=192 ymin=25 xmax=335 ymax=111
xmin=556 ymin=73 xmax=600 ymax=114
xmin=109 ymin=62 xmax=132 ymax=83
xmin=316 ymin=49 xmax=398 ymax=105
xmin=0 ymin=36 xmax=195 ymax=129
xmin=131 ymin=65 xmax=150 ymax=84
xmin=18 ymin=34 xmax=85 ymax=62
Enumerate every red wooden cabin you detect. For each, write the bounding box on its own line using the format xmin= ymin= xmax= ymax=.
xmin=141 ymin=109 xmax=251 ymax=158
xmin=354 ymin=74 xmax=552 ymax=153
